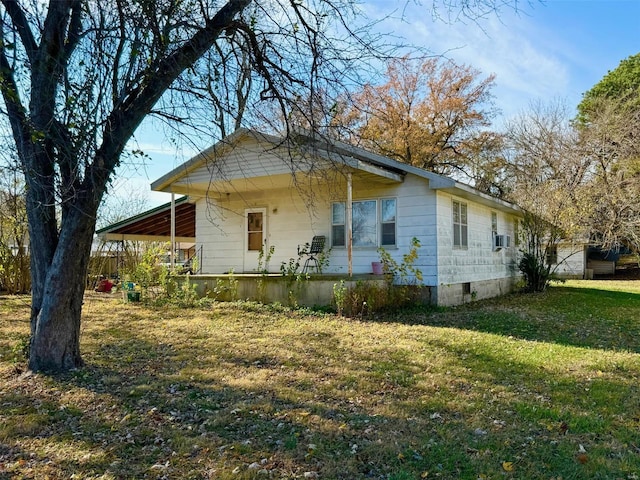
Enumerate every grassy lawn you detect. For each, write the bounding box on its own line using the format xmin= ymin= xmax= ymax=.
xmin=1 ymin=280 xmax=639 ymax=479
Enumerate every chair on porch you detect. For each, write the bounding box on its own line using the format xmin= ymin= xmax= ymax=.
xmin=299 ymin=235 xmax=326 ymax=274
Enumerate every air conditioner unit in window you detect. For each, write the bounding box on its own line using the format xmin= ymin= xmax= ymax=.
xmin=493 ymin=234 xmax=511 ymax=251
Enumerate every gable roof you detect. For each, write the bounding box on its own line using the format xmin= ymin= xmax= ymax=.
xmin=151 ymin=128 xmax=521 ymax=215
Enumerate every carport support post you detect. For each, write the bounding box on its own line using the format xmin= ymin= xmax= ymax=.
xmin=170 ymin=193 xmax=176 ymax=271
xmin=347 ymin=173 xmax=352 ymax=276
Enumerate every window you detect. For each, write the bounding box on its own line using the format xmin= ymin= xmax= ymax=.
xmin=452 ymin=201 xmax=468 ymax=248
xmin=352 ymin=200 xmax=377 ymax=247
xmin=331 ymin=198 xmax=396 ymax=248
xmin=546 ymin=245 xmax=558 ymax=265
xmin=332 ymin=203 xmax=346 ymax=247
xmin=247 ymin=211 xmax=264 ymax=251
xmin=514 ymin=219 xmax=520 ymax=246
xmin=491 ymin=212 xmax=498 ymax=235
xmin=381 ymin=199 xmax=397 ymax=246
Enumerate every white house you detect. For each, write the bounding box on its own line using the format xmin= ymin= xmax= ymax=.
xmin=150 ymin=129 xmax=524 ymax=306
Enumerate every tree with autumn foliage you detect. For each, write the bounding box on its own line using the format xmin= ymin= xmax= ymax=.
xmin=335 ymin=55 xmax=499 ymax=182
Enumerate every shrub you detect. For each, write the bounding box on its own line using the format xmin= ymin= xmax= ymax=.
xmin=518 ymin=251 xmax=563 ymax=292
xmin=378 ymin=237 xmax=423 ymax=286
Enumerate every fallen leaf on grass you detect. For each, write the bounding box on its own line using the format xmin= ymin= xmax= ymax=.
xmin=576 ymin=454 xmax=589 ymax=464
xmin=559 ymin=421 xmax=569 ymax=435
xmin=502 ymin=461 xmax=514 ymax=472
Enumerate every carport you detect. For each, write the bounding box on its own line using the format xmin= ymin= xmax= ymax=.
xmin=96 ymin=195 xmax=197 ymax=272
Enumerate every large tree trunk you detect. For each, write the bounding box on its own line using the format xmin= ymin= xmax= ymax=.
xmin=27 ymin=199 xmax=97 ymax=372
xmin=29 ymin=273 xmax=85 ymax=371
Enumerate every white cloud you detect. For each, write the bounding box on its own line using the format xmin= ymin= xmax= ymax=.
xmin=364 ymin=1 xmax=571 ymax=116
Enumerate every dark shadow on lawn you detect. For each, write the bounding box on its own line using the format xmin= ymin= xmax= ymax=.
xmin=376 ymin=287 xmax=640 ymax=353
xmin=3 ymin=316 xmax=640 ymax=479
xmin=0 ymin=337 xmax=480 ymax=479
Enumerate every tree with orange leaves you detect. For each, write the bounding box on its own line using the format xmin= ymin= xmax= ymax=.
xmin=336 ymin=56 xmax=499 ymax=182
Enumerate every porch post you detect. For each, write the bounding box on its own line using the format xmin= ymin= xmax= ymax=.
xmin=347 ymin=172 xmax=353 ymax=276
xmin=170 ymin=193 xmax=176 ymax=271
xmin=117 ymin=240 xmax=122 ymax=278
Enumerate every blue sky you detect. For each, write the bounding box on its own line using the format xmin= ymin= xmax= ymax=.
xmin=366 ymin=0 xmax=639 ymax=117
xmin=120 ymin=0 xmax=640 ymax=208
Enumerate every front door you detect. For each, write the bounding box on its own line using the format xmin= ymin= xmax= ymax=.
xmin=244 ymin=208 xmax=267 ymax=272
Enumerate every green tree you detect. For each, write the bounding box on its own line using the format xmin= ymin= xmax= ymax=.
xmin=577 ymin=52 xmax=640 ymax=123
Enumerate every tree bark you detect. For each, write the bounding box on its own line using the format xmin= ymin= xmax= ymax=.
xmin=28 ymin=196 xmax=97 ymax=371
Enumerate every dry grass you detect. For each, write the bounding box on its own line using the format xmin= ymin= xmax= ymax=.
xmin=1 ymin=280 xmax=640 ymax=479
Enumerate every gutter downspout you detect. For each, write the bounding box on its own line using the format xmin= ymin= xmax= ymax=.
xmin=347 ymin=173 xmax=353 ymax=277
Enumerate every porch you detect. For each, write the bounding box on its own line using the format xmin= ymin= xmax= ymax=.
xmin=179 ymin=273 xmax=432 ymax=308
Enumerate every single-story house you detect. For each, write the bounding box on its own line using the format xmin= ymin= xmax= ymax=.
xmin=542 ymin=242 xmax=628 ymax=279
xmin=149 ymin=129 xmax=525 ymax=306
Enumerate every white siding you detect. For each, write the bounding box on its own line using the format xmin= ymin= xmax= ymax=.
xmin=436 ymin=191 xmax=520 ymax=302
xmin=196 ymin=188 xmax=322 ymax=274
xmin=194 ymin=168 xmax=524 ymax=296
xmin=326 ymin=174 xmax=438 ymax=282
xmin=554 ymin=244 xmax=586 ymax=278
xmin=195 ymin=173 xmax=440 ymax=280
xmin=177 ymin=137 xmax=295 ymax=190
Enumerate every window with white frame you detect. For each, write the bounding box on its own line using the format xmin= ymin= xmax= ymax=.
xmin=491 ymin=212 xmax=498 ymax=235
xmin=381 ymin=199 xmax=397 ymax=246
xmin=331 ymin=203 xmax=346 ymax=247
xmin=453 ymin=200 xmax=468 ymax=248
xmin=331 ymin=198 xmax=396 ymax=248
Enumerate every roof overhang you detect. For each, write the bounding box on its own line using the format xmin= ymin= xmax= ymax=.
xmin=151 ymin=129 xmax=405 ymax=195
xmin=96 ymin=196 xmax=196 ymax=242
xmin=434 ymin=183 xmax=522 ymax=215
